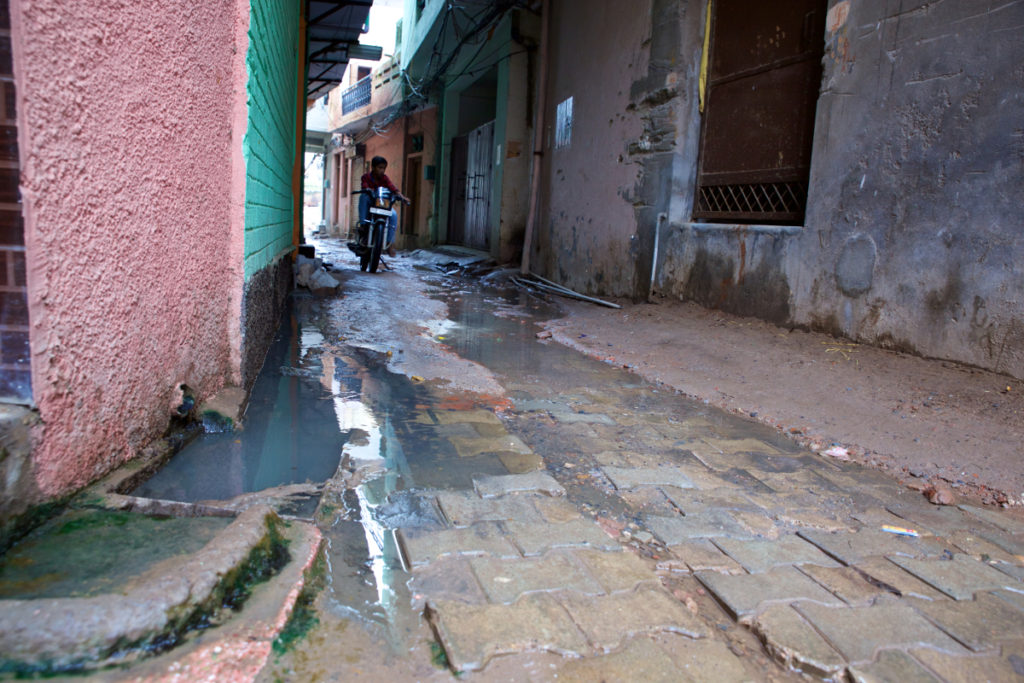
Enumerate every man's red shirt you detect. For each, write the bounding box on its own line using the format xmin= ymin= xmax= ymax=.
xmin=361 ymin=171 xmax=399 ymax=194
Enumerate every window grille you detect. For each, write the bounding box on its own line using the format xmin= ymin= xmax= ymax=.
xmin=341 ymin=76 xmax=371 ymax=114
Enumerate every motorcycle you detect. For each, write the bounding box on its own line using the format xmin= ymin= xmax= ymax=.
xmin=347 ymin=187 xmax=403 ymax=273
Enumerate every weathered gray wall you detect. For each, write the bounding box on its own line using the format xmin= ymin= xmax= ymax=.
xmin=541 ymin=0 xmax=1024 ymax=378
xmin=533 ymin=0 xmax=650 ymax=297
xmin=792 ymin=0 xmax=1024 ymax=378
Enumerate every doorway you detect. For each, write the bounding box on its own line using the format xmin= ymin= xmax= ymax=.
xmin=694 ymin=0 xmax=826 ymax=224
xmin=448 ymin=120 xmax=494 ymax=250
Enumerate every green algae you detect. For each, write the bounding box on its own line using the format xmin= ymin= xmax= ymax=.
xmin=272 ymin=544 xmax=327 ymax=655
xmin=0 ymin=509 xmax=231 ymax=600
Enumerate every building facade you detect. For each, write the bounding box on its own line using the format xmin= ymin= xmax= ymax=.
xmin=0 ymin=0 xmax=356 ymax=535
xmin=533 ymin=0 xmax=1024 ymax=379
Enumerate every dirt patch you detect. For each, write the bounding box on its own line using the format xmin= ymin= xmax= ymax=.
xmin=544 ymin=297 xmax=1024 ymax=507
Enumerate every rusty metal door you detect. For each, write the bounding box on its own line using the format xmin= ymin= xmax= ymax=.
xmin=694 ymin=0 xmax=825 ymax=223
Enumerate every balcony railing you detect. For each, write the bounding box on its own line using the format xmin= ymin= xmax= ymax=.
xmin=341 ymin=76 xmax=371 ymax=115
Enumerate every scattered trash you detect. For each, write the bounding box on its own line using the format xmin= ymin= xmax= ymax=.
xmin=411 ymin=375 xmax=424 ymax=382
xmin=881 ymin=524 xmax=919 ymax=537
xmin=535 ymin=330 xmax=553 ymax=340
xmin=822 ymin=446 xmax=851 ymax=461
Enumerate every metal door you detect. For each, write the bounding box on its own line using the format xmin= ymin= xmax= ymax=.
xmin=463 ymin=120 xmax=494 ymax=250
xmin=694 ymin=0 xmax=825 ymax=223
xmin=447 ymin=134 xmax=468 ymax=245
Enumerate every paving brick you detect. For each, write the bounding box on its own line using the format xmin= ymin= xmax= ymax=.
xmin=469 ymin=551 xmax=603 ymax=604
xmin=888 ymin=553 xmax=1022 ymax=600
xmin=799 ymin=529 xmax=951 ymax=565
xmin=697 ymin=437 xmax=787 ymax=455
xmin=659 ymin=539 xmax=745 ymax=575
xmin=696 ymin=566 xmax=845 ymax=621
xmin=886 ymin=502 xmax=989 ymax=538
xmin=504 ymin=519 xmax=619 ymax=556
xmin=713 ymin=535 xmax=840 ymax=574
xmin=959 ymin=504 xmax=1024 ymax=535
xmin=911 ymin=592 xmax=1024 ymax=652
xmin=473 ymin=471 xmax=565 ymax=498
xmin=497 ymin=451 xmax=544 ymax=474
xmin=798 ymin=564 xmax=889 ymax=606
xmin=654 ymin=632 xmax=754 ymax=682
xmin=559 ymin=584 xmax=708 ymax=652
xmin=448 ymin=433 xmax=533 ymax=458
xmin=847 ymin=649 xmax=942 ymax=683
xmin=427 ymin=593 xmax=588 ymax=672
xmin=571 ymin=547 xmax=658 ymax=594
xmin=776 ymin=509 xmax=853 ymax=532
xmin=945 ymin=529 xmax=1021 ymax=565
xmin=853 ymin=558 xmax=948 ymax=601
xmin=994 ymin=562 xmax=1024 ymax=581
xmin=421 ymin=409 xmax=503 ymax=426
xmin=435 ymin=490 xmax=544 ymax=527
xmin=661 ymin=486 xmax=762 ymax=514
xmin=795 ymin=602 xmax=969 ymax=665
xmin=602 ymin=466 xmax=695 ymax=490
xmin=912 ymin=648 xmax=1024 ymax=683
xmin=976 ymin=529 xmax=1024 ymax=557
xmin=645 ymin=511 xmax=753 ymax=545
xmin=548 ymin=636 xmax=683 ymax=682
xmin=752 ymin=604 xmax=846 ymax=678
xmin=398 ymin=523 xmax=520 ymax=567
xmin=852 ymin=507 xmax=938 ymax=536
xmin=550 ymin=410 xmax=616 ymax=425
xmin=993 ymin=587 xmax=1024 ymax=613
xmin=715 ymin=467 xmax=777 ymax=494
xmin=408 ymin=557 xmax=487 ymax=609
xmin=730 ymin=510 xmax=782 ymax=539
xmin=532 ymin=496 xmax=584 ymax=524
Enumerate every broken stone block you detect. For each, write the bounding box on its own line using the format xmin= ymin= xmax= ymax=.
xmin=559 ymin=584 xmax=708 ymax=652
xmin=752 ymin=604 xmax=846 ymax=678
xmin=427 ymin=593 xmax=588 ymax=671
xmin=795 ymin=602 xmax=969 ymax=665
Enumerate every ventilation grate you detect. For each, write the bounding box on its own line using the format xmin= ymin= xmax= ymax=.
xmin=695 ymin=181 xmax=807 ymax=222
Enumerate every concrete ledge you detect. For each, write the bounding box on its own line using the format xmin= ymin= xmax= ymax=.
xmin=681 ymin=222 xmax=803 ymax=236
xmin=0 ymin=506 xmax=292 ymax=674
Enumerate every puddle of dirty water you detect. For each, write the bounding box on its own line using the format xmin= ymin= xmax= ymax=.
xmin=0 ymin=509 xmax=230 ymax=600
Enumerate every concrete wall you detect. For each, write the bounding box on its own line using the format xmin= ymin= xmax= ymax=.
xmin=791 ymin=0 xmax=1024 ymax=377
xmin=541 ymin=0 xmax=1024 ymax=379
xmin=534 ymin=0 xmax=651 ymax=296
xmin=10 ymin=0 xmax=250 ymax=499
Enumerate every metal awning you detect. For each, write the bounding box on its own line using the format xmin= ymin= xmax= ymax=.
xmin=306 ymin=0 xmax=383 ymax=100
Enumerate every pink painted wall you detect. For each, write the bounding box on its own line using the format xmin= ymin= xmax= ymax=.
xmin=10 ymin=0 xmax=250 ymax=495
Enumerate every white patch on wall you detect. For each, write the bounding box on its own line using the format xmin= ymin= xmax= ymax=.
xmin=555 ymin=96 xmax=573 ymax=149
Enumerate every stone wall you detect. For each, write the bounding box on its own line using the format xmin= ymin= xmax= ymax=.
xmin=539 ymin=0 xmax=1024 ymax=378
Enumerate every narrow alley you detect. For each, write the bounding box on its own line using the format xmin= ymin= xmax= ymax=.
xmin=5 ymin=240 xmax=1020 ymax=680
xmin=2 ymin=0 xmax=1023 ymax=680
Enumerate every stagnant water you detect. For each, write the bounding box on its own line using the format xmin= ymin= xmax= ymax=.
xmin=127 ymin=251 xmax=799 ymax=660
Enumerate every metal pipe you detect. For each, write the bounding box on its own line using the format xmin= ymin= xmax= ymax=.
xmin=519 ymin=0 xmax=551 ymax=275
xmin=649 ymin=212 xmax=668 ymax=302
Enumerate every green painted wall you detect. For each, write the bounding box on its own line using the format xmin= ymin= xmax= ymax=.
xmin=243 ymin=0 xmax=299 ymax=280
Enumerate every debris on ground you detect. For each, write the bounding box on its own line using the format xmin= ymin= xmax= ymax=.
xmin=924 ymin=480 xmax=957 ymax=505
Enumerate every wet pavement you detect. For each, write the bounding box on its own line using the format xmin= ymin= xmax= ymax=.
xmin=26 ymin=238 xmax=1024 ymax=680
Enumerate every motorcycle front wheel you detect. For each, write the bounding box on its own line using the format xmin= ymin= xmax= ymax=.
xmin=368 ymin=220 xmax=384 ymax=273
